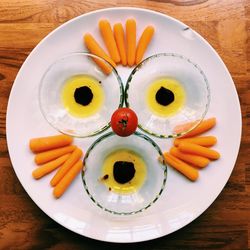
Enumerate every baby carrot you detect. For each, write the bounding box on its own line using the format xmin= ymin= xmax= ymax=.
xmin=174 ymin=136 xmax=217 ymax=147
xmin=126 ymin=19 xmax=136 ymax=66
xmin=34 ymin=145 xmax=76 ymax=165
xmin=178 ymin=142 xmax=220 ymax=160
xmin=53 ymin=160 xmax=83 ymax=198
xmin=99 ymin=19 xmax=120 ymax=63
xmin=174 ymin=121 xmax=194 ymax=134
xmin=50 ymin=147 xmax=83 ymax=187
xmin=29 ymin=134 xmax=73 ymax=153
xmin=32 ymin=153 xmax=71 ymax=180
xmin=163 ymin=152 xmax=199 ymax=181
xmin=135 ymin=25 xmax=154 ymax=65
xmin=170 ymin=147 xmax=210 ymax=168
xmin=83 ymin=33 xmax=116 ymax=74
xmin=114 ymin=23 xmax=127 ymax=66
xmin=179 ymin=118 xmax=217 ymax=138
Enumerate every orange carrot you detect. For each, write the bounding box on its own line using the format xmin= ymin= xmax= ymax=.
xmin=50 ymin=147 xmax=83 ymax=187
xmin=34 ymin=145 xmax=76 ymax=165
xmin=135 ymin=25 xmax=154 ymax=65
xmin=32 ymin=153 xmax=71 ymax=180
xmin=83 ymin=33 xmax=116 ymax=74
xmin=126 ymin=19 xmax=136 ymax=66
xmin=169 ymin=147 xmax=210 ymax=168
xmin=177 ymin=118 xmax=217 ymax=138
xmin=99 ymin=19 xmax=120 ymax=63
xmin=113 ymin=23 xmax=127 ymax=66
xmin=29 ymin=134 xmax=73 ymax=153
xmin=163 ymin=152 xmax=199 ymax=181
xmin=53 ymin=160 xmax=83 ymax=198
xmin=178 ymin=142 xmax=220 ymax=160
xmin=174 ymin=121 xmax=195 ymax=134
xmin=174 ymin=136 xmax=217 ymax=147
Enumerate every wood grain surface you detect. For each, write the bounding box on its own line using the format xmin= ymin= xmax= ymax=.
xmin=0 ymin=0 xmax=249 ymax=249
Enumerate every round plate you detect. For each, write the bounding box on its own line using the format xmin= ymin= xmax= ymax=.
xmin=6 ymin=7 xmax=241 ymax=243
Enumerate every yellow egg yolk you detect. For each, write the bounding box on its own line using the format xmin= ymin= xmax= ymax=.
xmin=61 ymin=75 xmax=104 ymax=118
xmin=146 ymin=78 xmax=186 ymax=117
xmin=101 ymin=149 xmax=147 ymax=194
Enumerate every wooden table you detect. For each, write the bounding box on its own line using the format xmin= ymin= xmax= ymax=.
xmin=0 ymin=0 xmax=249 ymax=249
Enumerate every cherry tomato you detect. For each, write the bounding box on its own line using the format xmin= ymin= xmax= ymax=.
xmin=111 ymin=108 xmax=138 ymax=137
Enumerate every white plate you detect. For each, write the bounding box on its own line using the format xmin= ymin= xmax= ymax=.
xmin=6 ymin=7 xmax=241 ymax=243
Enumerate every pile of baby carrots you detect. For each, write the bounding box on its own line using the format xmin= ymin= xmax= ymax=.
xmin=29 ymin=135 xmax=83 ymax=198
xmin=84 ymin=19 xmax=155 ymax=74
xmin=160 ymin=117 xmax=220 ymax=181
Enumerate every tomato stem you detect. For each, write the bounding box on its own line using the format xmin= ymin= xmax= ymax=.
xmin=118 ymin=115 xmax=128 ymax=129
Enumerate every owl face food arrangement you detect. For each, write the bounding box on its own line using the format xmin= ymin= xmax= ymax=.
xmin=29 ymin=18 xmax=219 ymax=215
